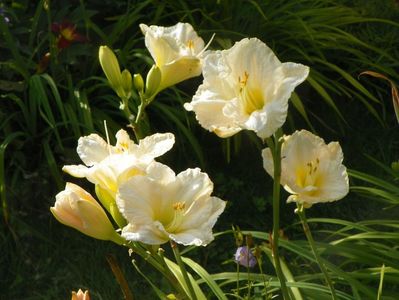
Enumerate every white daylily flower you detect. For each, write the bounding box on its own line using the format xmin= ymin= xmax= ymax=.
xmin=184 ymin=38 xmax=309 ymax=139
xmin=140 ymin=22 xmax=205 ymax=91
xmin=262 ymin=130 xmax=349 ymax=207
xmin=63 ymin=129 xmax=175 ymax=198
xmin=50 ymin=183 xmax=123 ymax=244
xmin=116 ymin=163 xmax=226 ymax=246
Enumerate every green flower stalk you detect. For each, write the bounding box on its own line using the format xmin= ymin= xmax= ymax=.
xmin=296 ymin=204 xmax=338 ymax=300
xmin=266 ymin=130 xmax=291 ymax=300
xmin=263 ymin=130 xmax=349 ymax=300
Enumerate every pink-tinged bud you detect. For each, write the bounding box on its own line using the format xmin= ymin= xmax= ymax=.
xmin=50 ymin=183 xmax=124 ymax=244
xmin=71 ymin=289 xmax=90 ymax=300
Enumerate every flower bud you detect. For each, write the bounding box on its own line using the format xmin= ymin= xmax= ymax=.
xmin=51 ymin=183 xmax=124 ymax=244
xmin=133 ymin=73 xmax=144 ymax=94
xmin=121 ymin=69 xmax=132 ymax=99
xmin=98 ymin=46 xmax=126 ymax=99
xmin=145 ymin=65 xmax=161 ymax=98
xmin=71 ymin=289 xmax=90 ymax=300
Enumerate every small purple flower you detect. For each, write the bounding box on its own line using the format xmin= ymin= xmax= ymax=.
xmin=234 ymin=246 xmax=257 ymax=268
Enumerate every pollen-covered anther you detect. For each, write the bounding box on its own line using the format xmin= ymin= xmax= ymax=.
xmin=117 ymin=142 xmax=129 ymax=152
xmin=187 ymin=40 xmax=194 ymax=49
xmin=307 ymin=158 xmax=320 ymax=175
xmin=173 ymin=202 xmax=186 ymax=211
xmin=239 ymin=71 xmax=249 ymax=87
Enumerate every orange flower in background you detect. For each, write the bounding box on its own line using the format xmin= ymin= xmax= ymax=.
xmin=71 ymin=289 xmax=90 ymax=300
xmin=51 ymin=21 xmax=86 ymax=49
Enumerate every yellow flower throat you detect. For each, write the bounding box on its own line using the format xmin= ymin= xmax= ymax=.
xmin=164 ymin=202 xmax=186 ymax=232
xmin=296 ymin=158 xmax=321 ymax=188
xmin=238 ymin=71 xmax=264 ymax=115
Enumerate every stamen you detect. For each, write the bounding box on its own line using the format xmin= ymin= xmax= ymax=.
xmin=198 ymin=33 xmax=216 ymax=57
xmin=240 ymin=71 xmax=249 ymax=86
xmin=173 ymin=202 xmax=186 ymax=211
xmin=117 ymin=142 xmax=129 ymax=152
xmin=104 ymin=120 xmax=112 ymax=156
xmin=165 ymin=202 xmax=186 ymax=232
xmin=187 ymin=40 xmax=194 ymax=49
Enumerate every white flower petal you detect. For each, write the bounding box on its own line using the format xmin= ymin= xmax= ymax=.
xmin=175 ymin=168 xmax=213 ymax=204
xmin=122 ymin=222 xmax=169 ymax=245
xmin=77 ymin=134 xmax=110 ymax=166
xmin=261 ymin=148 xmax=274 ymax=178
xmin=135 ymin=133 xmax=175 ymax=163
xmin=170 ymin=229 xmax=211 ymax=246
xmin=117 ymin=176 xmax=162 ymax=225
xmin=184 ymin=98 xmax=241 ymax=137
xmin=62 ymin=164 xmax=89 ymax=178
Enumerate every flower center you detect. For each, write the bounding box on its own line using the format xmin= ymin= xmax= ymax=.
xmin=164 ymin=201 xmax=186 ymax=232
xmin=184 ymin=39 xmax=197 ymax=56
xmin=238 ymin=71 xmax=264 ymax=115
xmin=60 ymin=26 xmax=76 ymax=41
xmin=187 ymin=40 xmax=194 ymax=49
xmin=116 ymin=141 xmax=129 ymax=153
xmin=296 ymin=158 xmax=321 ymax=189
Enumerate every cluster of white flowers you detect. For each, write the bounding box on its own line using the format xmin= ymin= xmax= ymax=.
xmin=51 ymin=22 xmax=349 ymax=249
xmin=52 ymin=130 xmax=226 ymax=246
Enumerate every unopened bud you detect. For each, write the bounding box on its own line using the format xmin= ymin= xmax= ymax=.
xmin=121 ymin=69 xmax=132 ymax=99
xmin=98 ymin=46 xmax=125 ymax=98
xmin=133 ymin=73 xmax=144 ymax=93
xmin=145 ymin=65 xmax=161 ymax=98
xmin=51 ymin=183 xmax=125 ymax=245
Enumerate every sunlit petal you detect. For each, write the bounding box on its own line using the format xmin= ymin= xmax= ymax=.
xmin=262 ymin=130 xmax=349 ymax=207
xmin=185 ymin=38 xmax=309 ymax=138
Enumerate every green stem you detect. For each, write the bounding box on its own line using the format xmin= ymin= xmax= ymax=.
xmin=246 ymin=263 xmax=251 ymax=298
xmin=256 ymin=256 xmax=268 ymax=298
xmin=266 ymin=129 xmax=290 ymax=300
xmin=296 ymin=205 xmax=338 ymax=300
xmin=236 ymin=263 xmax=240 ymax=297
xmin=171 ymin=241 xmax=197 ymax=300
xmin=127 ymin=242 xmax=187 ymax=298
xmin=130 ymin=94 xmax=155 ymax=141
